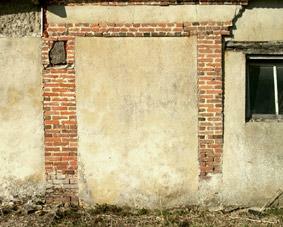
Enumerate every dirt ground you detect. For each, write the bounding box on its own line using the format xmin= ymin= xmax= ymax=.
xmin=0 ymin=201 xmax=282 ymax=227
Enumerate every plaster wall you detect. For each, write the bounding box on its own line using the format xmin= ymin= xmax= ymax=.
xmin=0 ymin=38 xmax=45 ymax=199
xmin=222 ymin=51 xmax=283 ymax=206
xmin=47 ymin=5 xmax=241 ymax=24
xmin=76 ymin=37 xmax=198 ymax=208
xmin=232 ymin=1 xmax=283 ymax=41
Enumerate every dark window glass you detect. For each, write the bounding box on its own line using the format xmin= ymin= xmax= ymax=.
xmin=248 ymin=64 xmax=275 ymax=115
xmin=278 ymin=67 xmax=283 ymax=114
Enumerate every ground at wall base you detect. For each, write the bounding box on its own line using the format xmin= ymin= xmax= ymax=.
xmin=0 ymin=202 xmax=282 ymax=226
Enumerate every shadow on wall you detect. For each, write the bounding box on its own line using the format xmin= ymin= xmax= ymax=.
xmin=46 ymin=0 xmax=199 ymax=4
xmin=0 ymin=2 xmax=40 ymax=16
xmin=248 ymin=0 xmax=283 ymax=9
xmin=48 ymin=6 xmax=67 ymax=18
xmin=0 ymin=0 xmax=67 ymax=18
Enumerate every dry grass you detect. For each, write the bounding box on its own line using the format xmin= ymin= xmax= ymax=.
xmin=0 ymin=203 xmax=282 ymax=227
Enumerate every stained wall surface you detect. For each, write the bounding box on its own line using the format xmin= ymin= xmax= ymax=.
xmin=47 ymin=5 xmax=240 ymax=24
xmin=232 ymin=0 xmax=283 ymax=41
xmin=0 ymin=38 xmax=44 ymax=198
xmin=222 ymin=51 xmax=283 ymax=206
xmin=221 ymin=0 xmax=283 ymax=206
xmin=76 ymin=37 xmax=198 ymax=208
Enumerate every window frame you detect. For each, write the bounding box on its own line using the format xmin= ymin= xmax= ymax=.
xmin=246 ymin=55 xmax=283 ymax=122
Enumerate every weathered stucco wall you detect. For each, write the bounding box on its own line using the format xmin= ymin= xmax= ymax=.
xmin=47 ymin=5 xmax=241 ymax=24
xmin=0 ymin=38 xmax=45 ymax=199
xmin=76 ymin=37 xmax=198 ymax=208
xmin=232 ymin=1 xmax=283 ymax=41
xmin=0 ymin=2 xmax=40 ymax=37
xmin=222 ymin=51 xmax=283 ymax=206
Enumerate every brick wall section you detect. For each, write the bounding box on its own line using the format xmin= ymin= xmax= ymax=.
xmin=43 ymin=37 xmax=78 ymax=203
xmin=46 ymin=23 xmax=190 ymax=37
xmin=43 ymin=21 xmax=232 ymax=202
xmin=196 ymin=22 xmax=231 ymax=179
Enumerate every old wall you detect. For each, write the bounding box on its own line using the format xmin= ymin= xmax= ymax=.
xmin=76 ymin=37 xmax=198 ymax=208
xmin=232 ymin=0 xmax=283 ymax=41
xmin=222 ymin=51 xmax=283 ymax=206
xmin=42 ymin=0 xmax=283 ymax=207
xmin=47 ymin=4 xmax=240 ymax=24
xmin=0 ymin=38 xmax=44 ymax=199
xmin=0 ymin=2 xmax=40 ymax=37
xmin=221 ymin=0 xmax=283 ymax=206
xmin=1 ymin=0 xmax=282 ymax=207
xmin=44 ymin=1 xmax=241 ymax=206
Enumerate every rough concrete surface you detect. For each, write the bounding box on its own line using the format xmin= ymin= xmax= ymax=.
xmin=49 ymin=41 xmax=66 ymax=65
xmin=76 ymin=37 xmax=198 ymax=208
xmin=222 ymin=51 xmax=283 ymax=206
xmin=0 ymin=3 xmax=40 ymax=37
xmin=47 ymin=5 xmax=241 ymax=24
xmin=0 ymin=38 xmax=45 ymax=199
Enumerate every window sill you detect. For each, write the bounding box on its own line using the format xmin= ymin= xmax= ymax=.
xmin=247 ymin=114 xmax=283 ymax=122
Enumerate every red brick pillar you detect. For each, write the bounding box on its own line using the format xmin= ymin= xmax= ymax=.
xmin=196 ymin=22 xmax=231 ymax=179
xmin=42 ymin=36 xmax=78 ymax=203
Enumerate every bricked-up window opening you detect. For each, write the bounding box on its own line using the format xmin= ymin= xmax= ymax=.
xmin=49 ymin=41 xmax=66 ymax=65
xmin=246 ymin=56 xmax=283 ymax=121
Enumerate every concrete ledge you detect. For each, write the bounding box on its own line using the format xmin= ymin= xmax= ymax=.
xmin=226 ymin=41 xmax=283 ymax=54
xmin=47 ymin=5 xmax=241 ymax=24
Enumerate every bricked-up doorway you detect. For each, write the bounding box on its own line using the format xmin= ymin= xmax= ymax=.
xmin=43 ymin=21 xmax=231 ymax=203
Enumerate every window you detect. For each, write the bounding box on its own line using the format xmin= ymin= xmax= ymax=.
xmin=246 ymin=56 xmax=283 ymax=121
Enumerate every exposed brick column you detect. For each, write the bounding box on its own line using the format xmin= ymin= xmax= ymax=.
xmin=42 ymin=36 xmax=78 ymax=203
xmin=196 ymin=22 xmax=231 ymax=179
